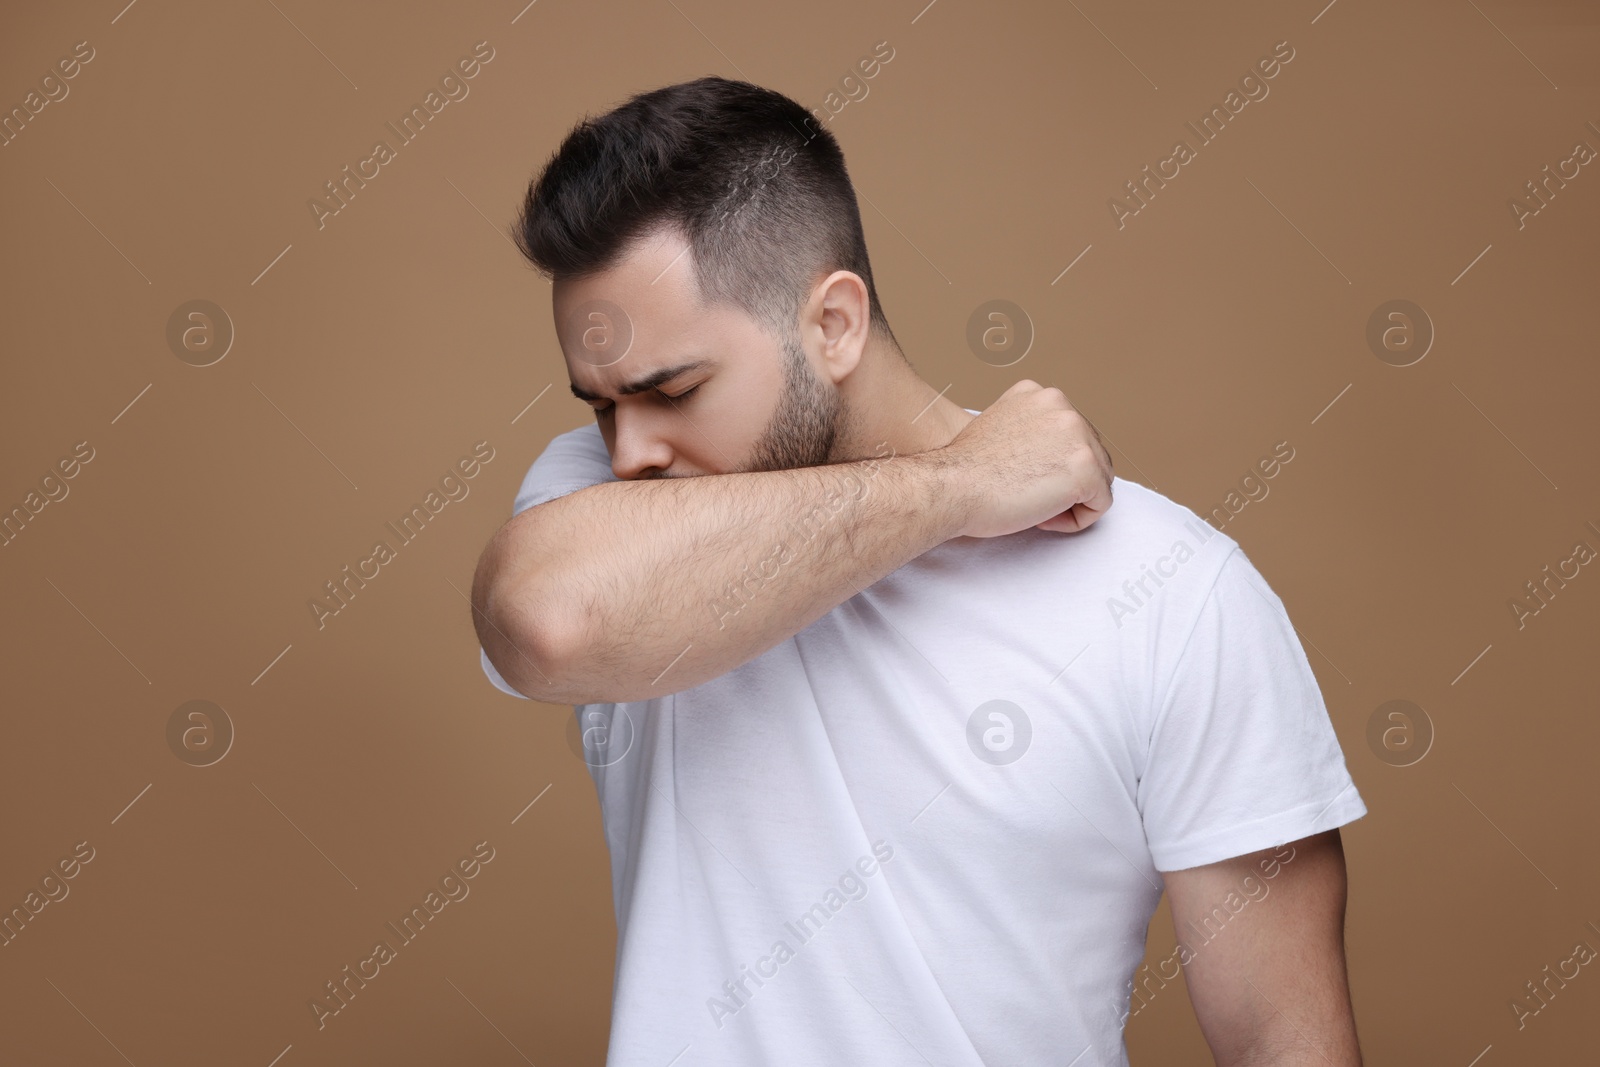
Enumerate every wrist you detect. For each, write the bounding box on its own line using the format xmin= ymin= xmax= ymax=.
xmin=902 ymin=447 xmax=972 ymax=544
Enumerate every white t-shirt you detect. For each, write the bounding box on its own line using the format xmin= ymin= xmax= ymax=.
xmin=479 ymin=415 xmax=1367 ymax=1067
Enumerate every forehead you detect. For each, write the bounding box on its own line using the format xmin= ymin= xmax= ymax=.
xmin=552 ymin=228 xmax=770 ymax=398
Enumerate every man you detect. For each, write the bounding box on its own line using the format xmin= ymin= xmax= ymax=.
xmin=472 ymin=76 xmax=1366 ymax=1066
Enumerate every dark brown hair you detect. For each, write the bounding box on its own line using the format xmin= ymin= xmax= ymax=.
xmin=514 ymin=76 xmax=895 ymax=345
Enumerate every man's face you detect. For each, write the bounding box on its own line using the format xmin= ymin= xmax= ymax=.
xmin=554 ymin=227 xmax=844 ymax=480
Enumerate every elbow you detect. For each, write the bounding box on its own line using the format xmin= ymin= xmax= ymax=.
xmin=484 ymin=591 xmax=575 ymax=701
xmin=471 ymin=527 xmax=578 ymax=702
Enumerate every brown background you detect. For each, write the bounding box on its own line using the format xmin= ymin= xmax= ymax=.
xmin=3 ymin=0 xmax=1598 ymax=1063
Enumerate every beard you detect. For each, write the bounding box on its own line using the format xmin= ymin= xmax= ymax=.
xmin=737 ymin=333 xmax=844 ymax=474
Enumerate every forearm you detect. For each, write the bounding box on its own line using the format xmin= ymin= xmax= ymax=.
xmin=475 ymin=448 xmax=966 ymax=703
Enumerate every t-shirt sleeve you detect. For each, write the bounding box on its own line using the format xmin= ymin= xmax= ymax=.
xmin=479 ymin=423 xmax=618 ymax=699
xmin=1138 ymin=545 xmax=1367 ymax=872
xmin=509 ymin=422 xmax=620 ymax=515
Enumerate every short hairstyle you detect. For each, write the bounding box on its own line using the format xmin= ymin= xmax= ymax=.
xmin=514 ymin=75 xmax=896 ymax=346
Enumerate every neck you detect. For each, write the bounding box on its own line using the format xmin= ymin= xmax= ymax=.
xmin=830 ymin=338 xmax=977 ymax=464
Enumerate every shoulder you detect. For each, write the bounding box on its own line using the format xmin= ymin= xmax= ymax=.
xmin=1094 ymin=476 xmax=1241 ymax=577
xmin=509 ymin=421 xmax=618 ymax=516
xmin=1052 ymin=476 xmax=1249 ymax=644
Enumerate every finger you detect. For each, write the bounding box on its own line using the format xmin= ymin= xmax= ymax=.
xmin=1065 ymin=407 xmax=1112 ymax=478
xmin=1082 ymin=418 xmax=1113 ymax=477
xmin=1036 ymin=507 xmax=1087 ymax=533
xmin=1073 ymin=475 xmax=1113 ymax=523
xmin=1035 ymin=480 xmax=1113 ymax=534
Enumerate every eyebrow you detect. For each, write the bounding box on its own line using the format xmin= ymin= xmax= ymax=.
xmin=569 ymin=359 xmax=715 ymax=403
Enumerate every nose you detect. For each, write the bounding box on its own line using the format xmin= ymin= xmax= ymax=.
xmin=608 ymin=405 xmax=677 ymax=481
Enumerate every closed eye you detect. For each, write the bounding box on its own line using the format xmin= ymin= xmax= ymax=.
xmin=590 ymin=382 xmax=701 ymax=416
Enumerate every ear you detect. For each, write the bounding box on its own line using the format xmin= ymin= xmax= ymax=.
xmin=803 ymin=270 xmax=871 ymax=384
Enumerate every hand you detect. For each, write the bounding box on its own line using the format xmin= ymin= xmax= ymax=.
xmin=939 ymin=379 xmax=1115 ymax=538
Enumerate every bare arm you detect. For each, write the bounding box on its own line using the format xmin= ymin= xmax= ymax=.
xmin=475 ymin=447 xmax=970 ymax=703
xmin=471 ymin=379 xmax=1112 ymax=705
xmin=1160 ymin=830 xmax=1362 ymax=1066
